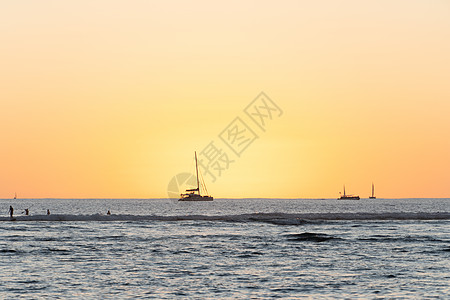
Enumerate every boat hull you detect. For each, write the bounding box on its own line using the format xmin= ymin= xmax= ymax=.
xmin=338 ymin=196 xmax=360 ymax=200
xmin=179 ymin=195 xmax=213 ymax=201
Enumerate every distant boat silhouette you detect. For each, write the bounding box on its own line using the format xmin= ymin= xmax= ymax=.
xmin=179 ymin=151 xmax=213 ymax=201
xmin=369 ymin=183 xmax=376 ymax=199
xmin=338 ymin=185 xmax=360 ymax=200
xmin=14 ymin=192 xmax=17 ymax=200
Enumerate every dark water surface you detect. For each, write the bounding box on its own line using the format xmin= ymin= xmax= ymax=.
xmin=1 ymin=198 xmax=449 ymax=299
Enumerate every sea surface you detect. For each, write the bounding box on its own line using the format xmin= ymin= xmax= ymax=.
xmin=1 ymin=198 xmax=449 ymax=299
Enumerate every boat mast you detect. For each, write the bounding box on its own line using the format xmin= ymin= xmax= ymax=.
xmin=195 ymin=151 xmax=200 ymax=195
xmin=372 ymin=183 xmax=374 ymax=197
xmin=343 ymin=185 xmax=346 ymax=197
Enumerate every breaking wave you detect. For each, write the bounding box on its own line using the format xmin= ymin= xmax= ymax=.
xmin=1 ymin=212 xmax=449 ymax=223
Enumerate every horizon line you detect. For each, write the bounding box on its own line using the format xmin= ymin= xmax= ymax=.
xmin=2 ymin=197 xmax=450 ymax=200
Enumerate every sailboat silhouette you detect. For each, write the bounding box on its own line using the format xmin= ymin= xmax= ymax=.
xmin=179 ymin=152 xmax=213 ymax=201
xmin=338 ymin=185 xmax=360 ymax=200
xmin=369 ymin=183 xmax=376 ymax=199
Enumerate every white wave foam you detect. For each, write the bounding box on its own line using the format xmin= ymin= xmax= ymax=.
xmin=1 ymin=212 xmax=449 ymax=222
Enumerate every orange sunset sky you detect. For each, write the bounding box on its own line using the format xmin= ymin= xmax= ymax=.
xmin=1 ymin=1 xmax=449 ymax=199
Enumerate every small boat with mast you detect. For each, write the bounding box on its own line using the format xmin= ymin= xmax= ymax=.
xmin=338 ymin=185 xmax=360 ymax=200
xmin=179 ymin=151 xmax=213 ymax=201
xmin=369 ymin=183 xmax=376 ymax=199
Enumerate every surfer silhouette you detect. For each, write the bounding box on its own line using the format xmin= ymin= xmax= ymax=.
xmin=107 ymin=210 xmax=111 ymax=215
xmin=9 ymin=206 xmax=14 ymax=218
xmin=24 ymin=208 xmax=29 ymax=215
xmin=47 ymin=209 xmax=50 ymax=215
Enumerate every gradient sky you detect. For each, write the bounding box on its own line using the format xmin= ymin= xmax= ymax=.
xmin=1 ymin=0 xmax=449 ymax=198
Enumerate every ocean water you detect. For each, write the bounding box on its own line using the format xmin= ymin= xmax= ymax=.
xmin=1 ymin=198 xmax=449 ymax=299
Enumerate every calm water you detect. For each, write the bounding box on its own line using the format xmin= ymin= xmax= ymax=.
xmin=1 ymin=198 xmax=449 ymax=299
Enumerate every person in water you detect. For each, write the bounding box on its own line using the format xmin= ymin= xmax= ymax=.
xmin=9 ymin=206 xmax=14 ymax=218
xmin=47 ymin=209 xmax=50 ymax=215
xmin=24 ymin=208 xmax=29 ymax=215
xmin=107 ymin=210 xmax=111 ymax=215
